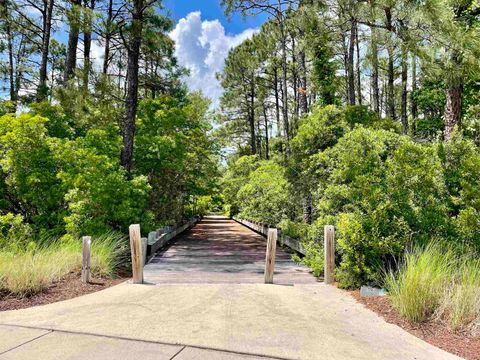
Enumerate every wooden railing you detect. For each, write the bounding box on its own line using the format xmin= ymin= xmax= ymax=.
xmin=233 ymin=217 xmax=336 ymax=284
xmin=233 ymin=217 xmax=306 ymax=255
xmin=128 ymin=216 xmax=201 ymax=284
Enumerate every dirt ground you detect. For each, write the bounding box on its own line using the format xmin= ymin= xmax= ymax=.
xmin=0 ymin=274 xmax=127 ymax=312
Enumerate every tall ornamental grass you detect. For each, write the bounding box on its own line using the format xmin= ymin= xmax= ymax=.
xmin=385 ymin=243 xmax=480 ymax=331
xmin=0 ymin=233 xmax=127 ymax=297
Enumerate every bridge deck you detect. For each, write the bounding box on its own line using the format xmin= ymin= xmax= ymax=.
xmin=144 ymin=216 xmax=317 ymax=284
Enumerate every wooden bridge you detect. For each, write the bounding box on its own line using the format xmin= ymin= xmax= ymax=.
xmin=142 ymin=216 xmax=317 ymax=284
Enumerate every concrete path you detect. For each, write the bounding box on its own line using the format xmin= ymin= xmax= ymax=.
xmin=0 ymin=283 xmax=459 ymax=360
xmin=0 ymin=218 xmax=461 ymax=359
xmin=144 ymin=216 xmax=316 ymax=284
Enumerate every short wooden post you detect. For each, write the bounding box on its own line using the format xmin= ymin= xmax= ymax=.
xmin=324 ymin=225 xmax=335 ymax=284
xmin=81 ymin=236 xmax=91 ymax=283
xmin=129 ymin=224 xmax=143 ymax=284
xmin=264 ymin=228 xmax=277 ymax=284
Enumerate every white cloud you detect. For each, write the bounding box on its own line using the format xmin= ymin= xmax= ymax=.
xmin=170 ymin=11 xmax=257 ymax=107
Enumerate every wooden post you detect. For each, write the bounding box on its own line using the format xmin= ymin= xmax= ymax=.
xmin=81 ymin=236 xmax=91 ymax=283
xmin=129 ymin=224 xmax=143 ymax=284
xmin=324 ymin=225 xmax=335 ymax=284
xmin=264 ymin=228 xmax=277 ymax=284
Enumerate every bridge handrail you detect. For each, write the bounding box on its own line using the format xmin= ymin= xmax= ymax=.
xmin=232 ymin=217 xmax=306 ymax=255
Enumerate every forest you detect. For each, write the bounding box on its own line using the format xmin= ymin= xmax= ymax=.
xmin=0 ymin=0 xmax=479 ymax=338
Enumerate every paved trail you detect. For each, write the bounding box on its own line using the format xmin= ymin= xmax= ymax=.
xmin=0 ymin=217 xmax=460 ymax=360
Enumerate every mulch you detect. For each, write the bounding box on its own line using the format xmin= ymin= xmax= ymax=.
xmin=0 ymin=273 xmax=128 ymax=312
xmin=350 ymin=290 xmax=480 ymax=360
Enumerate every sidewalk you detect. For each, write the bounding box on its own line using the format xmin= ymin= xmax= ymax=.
xmin=0 ymin=282 xmax=460 ymax=360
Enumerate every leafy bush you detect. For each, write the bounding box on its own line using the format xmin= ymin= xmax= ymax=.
xmin=237 ymin=161 xmax=290 ymax=226
xmin=0 ymin=213 xmax=33 ymax=251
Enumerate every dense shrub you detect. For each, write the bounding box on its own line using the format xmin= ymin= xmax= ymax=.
xmin=237 ymin=161 xmax=290 ymax=225
xmin=224 ymin=105 xmax=480 ymax=291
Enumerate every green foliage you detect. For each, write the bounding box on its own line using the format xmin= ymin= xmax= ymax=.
xmin=0 ymin=213 xmax=33 ymax=251
xmin=237 ymin=161 xmax=290 ymax=225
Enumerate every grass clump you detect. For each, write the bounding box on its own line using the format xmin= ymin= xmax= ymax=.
xmin=385 ymin=243 xmax=480 ymax=331
xmin=0 ymin=233 xmax=127 ymax=297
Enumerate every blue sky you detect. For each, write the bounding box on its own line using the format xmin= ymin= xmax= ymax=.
xmin=163 ymin=0 xmax=267 ymax=34
xmin=166 ymin=1 xmax=266 ymax=106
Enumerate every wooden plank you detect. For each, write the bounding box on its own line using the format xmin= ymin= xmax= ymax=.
xmin=81 ymin=236 xmax=91 ymax=283
xmin=324 ymin=225 xmax=335 ymax=284
xmin=129 ymin=224 xmax=143 ymax=284
xmin=264 ymin=228 xmax=278 ymax=284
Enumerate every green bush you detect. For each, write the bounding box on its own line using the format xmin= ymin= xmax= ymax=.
xmin=237 ymin=161 xmax=290 ymax=226
xmin=311 ymin=127 xmax=450 ymax=288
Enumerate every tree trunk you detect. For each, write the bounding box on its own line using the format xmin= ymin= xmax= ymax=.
xmin=277 ymin=2 xmax=289 ymax=144
xmin=355 ymin=22 xmax=362 ymax=105
xmin=4 ymin=10 xmax=16 ymax=105
xmin=263 ymin=105 xmax=269 ymax=160
xmin=299 ymin=51 xmax=308 ymax=115
xmin=120 ymin=0 xmax=144 ymax=172
xmin=444 ymin=81 xmax=463 ymax=140
xmin=82 ymin=0 xmax=95 ymax=89
xmin=302 ymin=193 xmax=312 ymax=225
xmin=347 ymin=18 xmax=356 ymax=105
xmin=103 ymin=0 xmax=113 ymax=74
xmin=411 ymin=55 xmax=417 ymax=135
xmin=249 ymin=80 xmax=257 ymax=154
xmin=64 ymin=0 xmax=82 ymax=82
xmin=385 ymin=7 xmax=396 ymax=119
xmin=370 ymin=27 xmax=380 ymax=114
xmin=274 ymin=68 xmax=281 ymax=135
xmin=37 ymin=0 xmax=54 ymax=100
xmin=401 ymin=47 xmax=408 ymax=134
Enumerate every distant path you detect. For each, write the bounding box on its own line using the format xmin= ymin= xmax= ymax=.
xmin=144 ymin=215 xmax=316 ymax=284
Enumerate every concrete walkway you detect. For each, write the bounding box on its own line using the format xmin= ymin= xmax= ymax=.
xmin=0 ymin=283 xmax=459 ymax=360
xmin=0 ymin=218 xmax=461 ymax=359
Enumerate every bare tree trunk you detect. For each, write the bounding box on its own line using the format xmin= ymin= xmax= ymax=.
xmin=274 ymin=68 xmax=281 ymax=134
xmin=302 ymin=193 xmax=312 ymax=224
xmin=37 ymin=0 xmax=54 ymax=100
xmin=298 ymin=28 xmax=308 ymax=116
xmin=355 ymin=22 xmax=362 ymax=105
xmin=120 ymin=0 xmax=144 ymax=172
xmin=277 ymin=1 xmax=289 ymax=144
xmin=444 ymin=81 xmax=463 ymax=140
xmin=347 ymin=18 xmax=356 ymax=105
xmin=64 ymin=0 xmax=82 ymax=82
xmin=401 ymin=47 xmax=408 ymax=134
xmin=249 ymin=80 xmax=257 ymax=154
xmin=411 ymin=54 xmax=417 ymax=135
xmin=82 ymin=0 xmax=95 ymax=89
xmin=385 ymin=7 xmax=396 ymax=119
xmin=4 ymin=10 xmax=16 ymax=105
xmin=342 ymin=31 xmax=349 ymax=104
xmin=103 ymin=0 xmax=113 ymax=74
xmin=370 ymin=21 xmax=380 ymax=114
xmin=263 ymin=105 xmax=269 ymax=160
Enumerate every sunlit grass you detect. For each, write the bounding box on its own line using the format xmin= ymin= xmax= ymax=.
xmin=385 ymin=243 xmax=480 ymax=331
xmin=0 ymin=233 xmax=127 ymax=297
